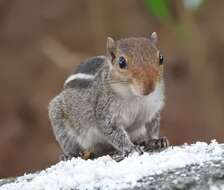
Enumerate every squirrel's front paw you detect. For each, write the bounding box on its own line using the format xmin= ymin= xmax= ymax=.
xmin=111 ymin=145 xmax=143 ymax=162
xmin=59 ymin=153 xmax=73 ymax=161
xmin=124 ymin=145 xmax=144 ymax=156
xmin=133 ymin=145 xmax=144 ymax=155
xmin=144 ymin=136 xmax=170 ymax=151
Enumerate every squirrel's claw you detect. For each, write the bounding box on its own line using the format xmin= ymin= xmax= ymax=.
xmin=144 ymin=136 xmax=170 ymax=152
xmin=123 ymin=145 xmax=144 ymax=157
xmin=133 ymin=145 xmax=144 ymax=155
xmin=59 ymin=153 xmax=73 ymax=161
xmin=110 ymin=144 xmax=144 ymax=162
xmin=110 ymin=154 xmax=125 ymax=162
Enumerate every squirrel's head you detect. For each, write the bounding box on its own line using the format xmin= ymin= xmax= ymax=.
xmin=106 ymin=32 xmax=164 ymax=97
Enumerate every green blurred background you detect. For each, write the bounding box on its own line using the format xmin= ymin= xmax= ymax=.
xmin=0 ymin=0 xmax=224 ymax=177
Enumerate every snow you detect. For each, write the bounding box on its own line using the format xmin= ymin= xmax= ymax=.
xmin=1 ymin=140 xmax=224 ymax=190
xmin=210 ymin=185 xmax=224 ymax=190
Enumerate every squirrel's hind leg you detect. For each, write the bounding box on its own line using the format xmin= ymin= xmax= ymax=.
xmin=49 ymin=95 xmax=81 ymax=160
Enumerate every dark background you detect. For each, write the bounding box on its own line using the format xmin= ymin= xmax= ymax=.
xmin=0 ymin=0 xmax=223 ymax=177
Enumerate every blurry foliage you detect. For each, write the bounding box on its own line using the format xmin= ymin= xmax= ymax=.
xmin=144 ymin=0 xmax=205 ymax=23
xmin=144 ymin=0 xmax=205 ymax=43
xmin=144 ymin=0 xmax=171 ymax=22
xmin=183 ymin=0 xmax=205 ymax=10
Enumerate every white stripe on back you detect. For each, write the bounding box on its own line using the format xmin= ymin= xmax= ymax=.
xmin=64 ymin=73 xmax=94 ymax=84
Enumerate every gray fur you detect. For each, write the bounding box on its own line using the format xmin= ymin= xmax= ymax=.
xmin=64 ymin=56 xmax=104 ymax=89
xmin=72 ymin=56 xmax=105 ymax=75
xmin=64 ymin=79 xmax=93 ymax=89
xmin=49 ymin=56 xmax=165 ymax=158
xmin=145 ymin=113 xmax=160 ymax=140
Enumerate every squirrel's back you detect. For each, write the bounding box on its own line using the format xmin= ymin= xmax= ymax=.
xmin=64 ymin=56 xmax=106 ymax=89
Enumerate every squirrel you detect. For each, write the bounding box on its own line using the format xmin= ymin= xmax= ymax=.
xmin=48 ymin=32 xmax=170 ymax=161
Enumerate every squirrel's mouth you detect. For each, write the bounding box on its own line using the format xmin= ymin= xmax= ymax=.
xmin=142 ymin=84 xmax=155 ymax=96
xmin=109 ymin=78 xmax=156 ymax=98
xmin=130 ymin=86 xmax=153 ymax=97
xmin=130 ymin=79 xmax=156 ymax=97
xmin=141 ymin=89 xmax=152 ymax=96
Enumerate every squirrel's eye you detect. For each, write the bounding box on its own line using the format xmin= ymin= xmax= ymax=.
xmin=118 ymin=56 xmax=128 ymax=69
xmin=159 ymin=53 xmax=164 ymax=65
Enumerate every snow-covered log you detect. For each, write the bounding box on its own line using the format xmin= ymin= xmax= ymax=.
xmin=0 ymin=141 xmax=224 ymax=190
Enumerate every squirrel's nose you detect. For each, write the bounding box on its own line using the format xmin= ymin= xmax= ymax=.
xmin=141 ymin=67 xmax=157 ymax=96
xmin=141 ymin=79 xmax=155 ymax=96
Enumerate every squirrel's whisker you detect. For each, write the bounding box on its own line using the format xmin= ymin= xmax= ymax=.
xmin=105 ymin=81 xmax=129 ymax=85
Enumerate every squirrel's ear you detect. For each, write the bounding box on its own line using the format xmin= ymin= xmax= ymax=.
xmin=106 ymin=37 xmax=116 ymax=61
xmin=150 ymin=32 xmax=158 ymax=44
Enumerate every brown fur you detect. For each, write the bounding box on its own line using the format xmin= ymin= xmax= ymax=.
xmin=109 ymin=37 xmax=163 ymax=96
